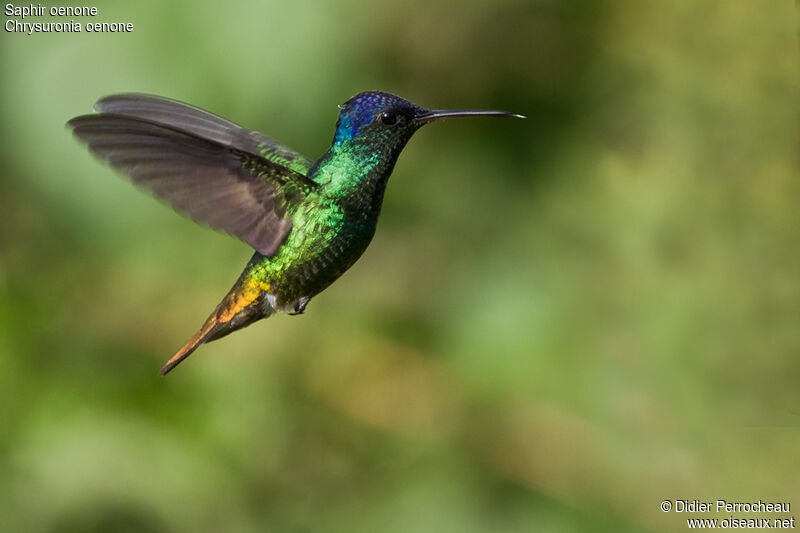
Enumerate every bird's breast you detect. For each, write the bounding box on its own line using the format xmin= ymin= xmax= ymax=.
xmin=267 ymin=200 xmax=378 ymax=306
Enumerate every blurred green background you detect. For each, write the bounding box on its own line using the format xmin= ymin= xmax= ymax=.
xmin=1 ymin=1 xmax=799 ymax=531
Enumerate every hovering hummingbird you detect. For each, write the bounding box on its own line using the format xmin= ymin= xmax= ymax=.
xmin=68 ymin=91 xmax=523 ymax=375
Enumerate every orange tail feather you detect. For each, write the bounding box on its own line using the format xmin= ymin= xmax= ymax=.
xmin=158 ymin=278 xmax=272 ymax=376
xmin=158 ymin=314 xmax=220 ymax=376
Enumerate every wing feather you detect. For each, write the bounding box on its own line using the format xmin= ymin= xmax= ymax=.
xmin=68 ymin=108 xmax=311 ymax=257
xmin=93 ymin=93 xmax=314 ymax=175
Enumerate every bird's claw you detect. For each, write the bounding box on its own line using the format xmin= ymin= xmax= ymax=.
xmin=289 ymin=296 xmax=310 ymax=315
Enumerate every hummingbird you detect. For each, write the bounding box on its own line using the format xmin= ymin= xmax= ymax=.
xmin=68 ymin=91 xmax=523 ymax=375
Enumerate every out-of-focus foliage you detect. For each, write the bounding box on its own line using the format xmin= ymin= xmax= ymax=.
xmin=1 ymin=1 xmax=798 ymax=531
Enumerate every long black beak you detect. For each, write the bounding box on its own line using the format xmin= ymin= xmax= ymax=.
xmin=413 ymin=109 xmax=525 ymax=124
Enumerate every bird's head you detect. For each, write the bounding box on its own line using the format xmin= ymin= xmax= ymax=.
xmin=332 ymin=91 xmax=523 ymax=157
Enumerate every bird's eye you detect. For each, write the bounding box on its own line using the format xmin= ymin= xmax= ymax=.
xmin=380 ymin=111 xmax=398 ymax=125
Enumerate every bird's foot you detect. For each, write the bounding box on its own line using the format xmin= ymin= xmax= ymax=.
xmin=289 ymin=296 xmax=310 ymax=316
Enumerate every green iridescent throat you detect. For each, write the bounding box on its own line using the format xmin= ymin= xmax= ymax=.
xmin=244 ymin=134 xmax=406 ymax=307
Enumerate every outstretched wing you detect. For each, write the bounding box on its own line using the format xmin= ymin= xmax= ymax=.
xmin=68 ymin=94 xmax=318 ymax=257
xmin=93 ymin=93 xmax=315 ymax=175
